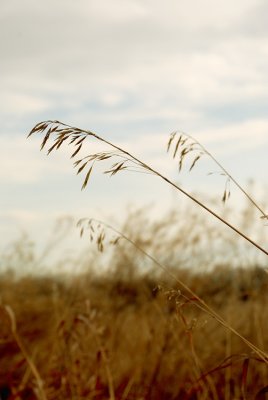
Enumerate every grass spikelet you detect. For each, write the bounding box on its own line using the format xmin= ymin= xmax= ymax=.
xmin=25 ymin=119 xmax=268 ymax=398
xmin=28 ymin=120 xmax=268 ymax=257
xmin=166 ymin=131 xmax=176 ymax=152
xmin=78 ymin=217 xmax=268 ymax=364
xmin=81 ymin=165 xmax=93 ymax=190
xmin=167 ymin=131 xmax=268 ymax=219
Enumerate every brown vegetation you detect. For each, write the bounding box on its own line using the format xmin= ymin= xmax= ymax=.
xmin=2 ymin=120 xmax=264 ymax=399
xmin=0 ymin=218 xmax=268 ymax=399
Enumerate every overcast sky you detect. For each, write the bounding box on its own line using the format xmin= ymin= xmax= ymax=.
xmin=1 ymin=0 xmax=268 ymax=262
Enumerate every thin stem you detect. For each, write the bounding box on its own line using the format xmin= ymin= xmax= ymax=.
xmin=29 ymin=120 xmax=268 ymax=363
xmin=85 ymin=218 xmax=268 ymax=364
xmin=4 ymin=305 xmax=47 ymax=400
xmin=53 ymin=121 xmax=268 ymax=257
xmin=183 ymin=132 xmax=267 ymax=218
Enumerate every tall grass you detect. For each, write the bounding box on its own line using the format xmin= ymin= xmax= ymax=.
xmin=27 ymin=120 xmax=268 ymax=347
xmin=28 ymin=121 xmax=268 ymax=256
xmin=0 ymin=228 xmax=267 ymax=399
xmin=1 ymin=120 xmax=267 ymax=399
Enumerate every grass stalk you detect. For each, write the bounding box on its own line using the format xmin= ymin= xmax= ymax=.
xmin=27 ymin=120 xmax=268 ymax=374
xmin=78 ymin=218 xmax=268 ymax=365
xmin=174 ymin=132 xmax=267 ymax=218
xmin=4 ymin=305 xmax=47 ymax=400
xmin=28 ymin=120 xmax=268 ymax=257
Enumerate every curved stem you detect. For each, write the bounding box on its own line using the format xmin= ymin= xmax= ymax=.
xmin=55 ymin=121 xmax=268 ymax=257
xmin=85 ymin=218 xmax=268 ymax=364
xmin=183 ymin=132 xmax=267 ymax=218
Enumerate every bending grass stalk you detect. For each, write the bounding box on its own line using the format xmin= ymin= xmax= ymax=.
xmin=28 ymin=120 xmax=268 ymax=257
xmin=172 ymin=132 xmax=267 ymax=218
xmin=78 ymin=218 xmax=268 ymax=365
xmin=28 ymin=121 xmax=268 ymax=361
xmin=77 ymin=313 xmax=115 ymax=400
xmin=4 ymin=305 xmax=47 ymax=400
xmin=176 ymin=304 xmax=219 ymax=400
xmin=187 ymin=353 xmax=262 ymax=397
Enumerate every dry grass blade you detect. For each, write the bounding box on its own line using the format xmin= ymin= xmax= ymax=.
xmin=28 ymin=120 xmax=147 ymax=190
xmin=188 ymin=354 xmax=264 ymax=398
xmin=167 ymin=131 xmax=267 ymax=218
xmin=166 ymin=131 xmax=176 ymax=152
xmin=77 ymin=218 xmax=119 ymax=250
xmin=173 ymin=134 xmax=182 ymax=158
xmin=27 ymin=121 xmax=49 ymax=136
xmin=241 ymin=358 xmax=249 ymax=400
xmin=104 ymin=161 xmax=128 ymax=176
xmin=4 ymin=305 xmax=47 ymax=400
xmin=82 ymin=166 xmax=93 ymax=190
xmin=76 ymin=161 xmax=88 ymax=175
xmin=40 ymin=133 xmax=50 ymax=150
xmin=222 ymin=182 xmax=230 ymax=203
xmin=222 ymin=177 xmax=231 ymax=204
xmin=28 ymin=120 xmax=268 ymax=258
xmin=71 ymin=143 xmax=83 ymax=158
xmin=78 ymin=218 xmax=268 ymax=365
xmin=189 ymin=154 xmax=201 ymax=172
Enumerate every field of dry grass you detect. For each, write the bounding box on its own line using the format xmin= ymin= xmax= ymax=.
xmin=1 ymin=122 xmax=267 ymax=399
xmin=0 ymin=209 xmax=268 ymax=400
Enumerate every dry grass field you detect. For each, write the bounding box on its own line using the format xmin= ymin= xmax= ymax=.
xmin=1 ymin=122 xmax=267 ymax=398
xmin=0 ymin=209 xmax=268 ymax=400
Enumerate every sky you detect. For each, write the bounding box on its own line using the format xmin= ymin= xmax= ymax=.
xmin=1 ymin=0 xmax=268 ymax=265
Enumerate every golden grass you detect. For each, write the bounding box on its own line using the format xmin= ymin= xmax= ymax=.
xmin=0 ymin=243 xmax=267 ymax=399
xmin=27 ymin=120 xmax=268 ymax=257
xmin=16 ymin=121 xmax=268 ymax=398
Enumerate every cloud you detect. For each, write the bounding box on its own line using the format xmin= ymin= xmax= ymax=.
xmin=0 ymin=133 xmax=73 ymax=184
xmin=0 ymin=93 xmax=50 ymax=116
xmin=116 ymin=118 xmax=268 ymax=172
xmin=1 ymin=0 xmax=267 ymax=135
xmin=1 ymin=0 xmax=268 ymax=252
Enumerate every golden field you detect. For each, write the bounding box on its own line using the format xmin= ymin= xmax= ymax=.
xmin=0 ymin=209 xmax=268 ymax=400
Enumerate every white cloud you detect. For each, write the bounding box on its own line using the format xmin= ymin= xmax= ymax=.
xmin=1 ymin=93 xmax=49 ymax=116
xmin=195 ymin=118 xmax=268 ymax=152
xmin=0 ymin=134 xmax=73 ymax=184
xmin=1 ymin=0 xmax=267 ymax=128
xmin=1 ymin=0 xmax=268 ymax=253
xmin=115 ymin=118 xmax=268 ymax=174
